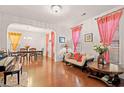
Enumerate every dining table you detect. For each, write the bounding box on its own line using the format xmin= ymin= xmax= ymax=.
xmin=8 ymin=50 xmax=43 ymax=61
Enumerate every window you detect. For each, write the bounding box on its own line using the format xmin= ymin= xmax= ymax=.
xmin=110 ymin=27 xmax=119 ymax=64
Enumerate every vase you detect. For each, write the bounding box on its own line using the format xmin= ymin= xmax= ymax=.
xmin=25 ymin=45 xmax=30 ymax=50
xmin=97 ymin=53 xmax=104 ymax=67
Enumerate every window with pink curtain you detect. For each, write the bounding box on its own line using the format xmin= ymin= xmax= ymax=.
xmin=97 ymin=10 xmax=122 ymax=63
xmin=72 ymin=25 xmax=82 ymax=52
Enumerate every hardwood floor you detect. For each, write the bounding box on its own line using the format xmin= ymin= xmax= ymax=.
xmin=23 ymin=56 xmax=107 ymax=87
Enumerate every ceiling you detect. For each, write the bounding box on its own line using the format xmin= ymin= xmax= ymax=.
xmin=8 ymin=23 xmax=52 ymax=33
xmin=0 ymin=5 xmax=121 ymax=26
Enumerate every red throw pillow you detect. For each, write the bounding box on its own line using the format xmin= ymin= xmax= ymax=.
xmin=74 ymin=53 xmax=80 ymax=60
xmin=78 ymin=55 xmax=85 ymax=62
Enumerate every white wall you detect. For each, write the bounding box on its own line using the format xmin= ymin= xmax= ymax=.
xmin=41 ymin=32 xmax=46 ymax=56
xmin=80 ymin=18 xmax=100 ymax=56
xmin=55 ymin=25 xmax=70 ymax=61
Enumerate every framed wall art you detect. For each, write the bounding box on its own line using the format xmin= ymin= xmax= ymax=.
xmin=59 ymin=37 xmax=65 ymax=43
xmin=84 ymin=33 xmax=93 ymax=42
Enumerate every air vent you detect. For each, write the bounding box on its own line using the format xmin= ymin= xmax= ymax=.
xmin=81 ymin=13 xmax=86 ymax=16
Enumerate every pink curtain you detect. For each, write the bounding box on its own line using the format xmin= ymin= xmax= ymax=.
xmin=51 ymin=32 xmax=55 ymax=59
xmin=72 ymin=25 xmax=82 ymax=52
xmin=46 ymin=33 xmax=49 ymax=56
xmin=97 ymin=10 xmax=122 ymax=63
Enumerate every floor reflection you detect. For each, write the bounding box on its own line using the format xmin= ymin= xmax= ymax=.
xmin=23 ymin=56 xmax=106 ymax=87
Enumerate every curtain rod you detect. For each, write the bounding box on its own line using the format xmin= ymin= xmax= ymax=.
xmin=94 ymin=8 xmax=124 ymax=20
xmin=71 ymin=24 xmax=83 ymax=29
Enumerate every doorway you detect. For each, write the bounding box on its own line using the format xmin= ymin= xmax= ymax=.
xmin=45 ymin=31 xmax=56 ymax=60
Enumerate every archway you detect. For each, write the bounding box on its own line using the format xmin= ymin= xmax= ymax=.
xmin=7 ymin=23 xmax=56 ymax=60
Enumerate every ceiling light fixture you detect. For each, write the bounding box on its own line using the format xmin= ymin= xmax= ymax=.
xmin=51 ymin=5 xmax=62 ymax=14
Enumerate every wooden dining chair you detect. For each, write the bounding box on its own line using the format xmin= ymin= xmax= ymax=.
xmin=29 ymin=48 xmax=36 ymax=62
xmin=19 ymin=48 xmax=28 ymax=63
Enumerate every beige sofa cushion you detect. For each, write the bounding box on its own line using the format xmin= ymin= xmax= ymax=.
xmin=64 ymin=53 xmax=87 ymax=66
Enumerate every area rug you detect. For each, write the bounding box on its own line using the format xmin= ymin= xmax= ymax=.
xmin=0 ymin=72 xmax=28 ymax=87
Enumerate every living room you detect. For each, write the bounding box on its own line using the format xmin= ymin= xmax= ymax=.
xmin=0 ymin=0 xmax=124 ymax=92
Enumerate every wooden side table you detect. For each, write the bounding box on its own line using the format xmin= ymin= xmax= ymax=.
xmin=88 ymin=62 xmax=124 ymax=87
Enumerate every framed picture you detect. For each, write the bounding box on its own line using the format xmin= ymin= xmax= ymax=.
xmin=59 ymin=37 xmax=65 ymax=43
xmin=84 ymin=33 xmax=93 ymax=42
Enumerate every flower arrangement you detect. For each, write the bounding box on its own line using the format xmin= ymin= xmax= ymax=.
xmin=93 ymin=43 xmax=108 ymax=54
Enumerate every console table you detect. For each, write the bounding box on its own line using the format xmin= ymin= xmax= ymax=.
xmin=87 ymin=62 xmax=124 ymax=87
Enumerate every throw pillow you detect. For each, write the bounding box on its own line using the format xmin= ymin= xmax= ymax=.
xmin=78 ymin=55 xmax=85 ymax=62
xmin=74 ymin=53 xmax=80 ymax=60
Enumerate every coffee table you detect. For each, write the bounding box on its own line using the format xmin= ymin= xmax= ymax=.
xmin=87 ymin=62 xmax=124 ymax=87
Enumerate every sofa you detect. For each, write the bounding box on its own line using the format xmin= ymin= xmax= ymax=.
xmin=64 ymin=52 xmax=94 ymax=71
